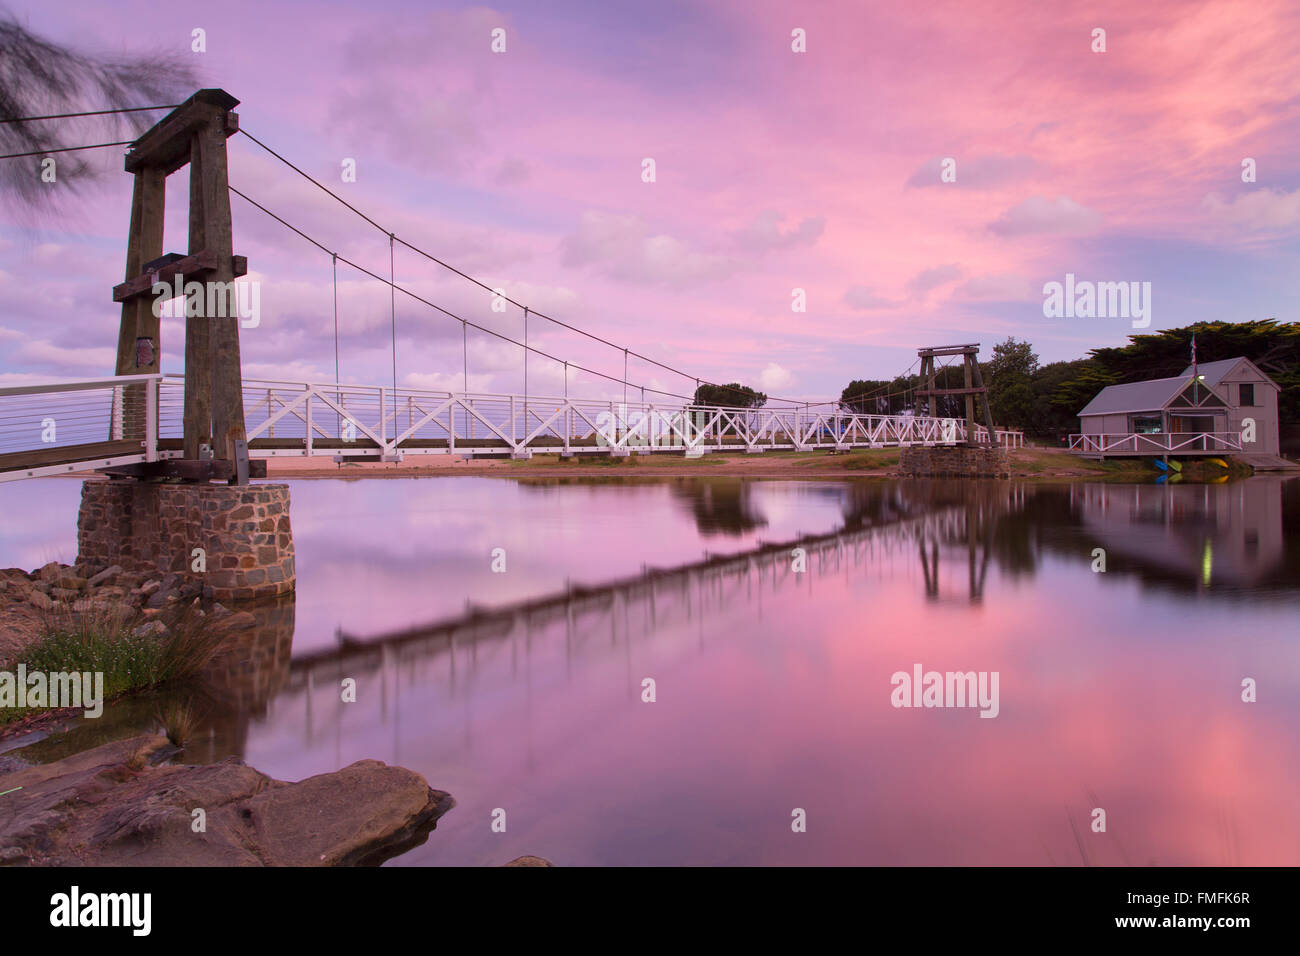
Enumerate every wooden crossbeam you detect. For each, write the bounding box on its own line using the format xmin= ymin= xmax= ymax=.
xmin=124 ymin=89 xmax=240 ymax=175
xmin=97 ymin=458 xmax=266 ymax=481
xmin=916 ymin=344 xmax=980 ymax=357
xmin=112 ymin=251 xmax=248 ymax=302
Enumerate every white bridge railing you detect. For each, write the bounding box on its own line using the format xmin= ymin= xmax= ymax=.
xmin=0 ymin=373 xmax=1024 ymax=481
xmin=0 ymin=374 xmax=170 ymax=482
xmin=1067 ymin=432 xmax=1243 ymax=455
xmin=206 ymin=376 xmax=1024 ymax=460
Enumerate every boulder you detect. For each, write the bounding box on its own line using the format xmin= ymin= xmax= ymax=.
xmin=88 ymin=565 xmax=123 ymax=588
xmin=504 ymin=855 xmax=555 ymax=867
xmin=0 ymin=736 xmax=454 ymax=867
xmin=131 ymin=620 xmax=168 ymax=639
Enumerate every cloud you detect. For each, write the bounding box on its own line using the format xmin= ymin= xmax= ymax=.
xmin=843 ymin=285 xmax=900 ymax=310
xmin=495 ymin=157 xmax=532 ymax=185
xmin=906 ymin=263 xmax=963 ymax=297
xmin=561 ymin=210 xmax=738 ymax=286
xmin=757 ymin=362 xmax=794 ymax=392
xmin=989 ymin=195 xmax=1103 ymax=236
xmin=1201 ymin=188 xmax=1300 ymax=231
xmin=906 ymin=154 xmax=1041 ymax=189
xmin=11 ymin=339 xmax=117 ymax=373
xmin=953 ymin=273 xmax=1037 ymax=302
xmin=327 ymin=8 xmax=508 ymax=176
xmin=732 ymin=211 xmax=825 ymax=252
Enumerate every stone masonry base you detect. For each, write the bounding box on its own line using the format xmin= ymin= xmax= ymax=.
xmin=899 ymin=444 xmax=1011 ymax=478
xmin=77 ymin=481 xmax=295 ymax=601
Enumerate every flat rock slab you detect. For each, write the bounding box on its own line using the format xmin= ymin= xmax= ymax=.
xmin=0 ymin=736 xmax=453 ymax=866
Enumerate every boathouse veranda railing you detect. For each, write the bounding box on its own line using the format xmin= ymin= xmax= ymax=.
xmin=0 ymin=373 xmax=1025 ymax=481
xmin=1067 ymin=432 xmax=1244 ymax=456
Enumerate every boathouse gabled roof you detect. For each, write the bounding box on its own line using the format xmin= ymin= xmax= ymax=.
xmin=1177 ymin=356 xmax=1280 ymax=389
xmin=1078 ymin=376 xmax=1198 ymax=417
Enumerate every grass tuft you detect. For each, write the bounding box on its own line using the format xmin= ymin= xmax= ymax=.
xmin=154 ymin=700 xmax=200 ymax=747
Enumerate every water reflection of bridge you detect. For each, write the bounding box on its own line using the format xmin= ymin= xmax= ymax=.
xmin=149 ymin=477 xmax=1298 ymax=768
xmin=273 ymin=484 xmax=1018 ymax=743
xmin=173 ymin=481 xmax=1025 ymax=759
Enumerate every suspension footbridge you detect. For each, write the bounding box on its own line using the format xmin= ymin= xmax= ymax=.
xmin=0 ymin=89 xmax=1021 ymax=485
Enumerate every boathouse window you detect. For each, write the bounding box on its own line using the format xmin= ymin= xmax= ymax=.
xmin=1132 ymin=415 xmax=1162 ymax=434
xmin=1239 ymin=383 xmax=1255 ymax=406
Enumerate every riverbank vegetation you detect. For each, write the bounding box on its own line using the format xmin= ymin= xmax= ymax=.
xmin=0 ymin=605 xmax=223 ymax=728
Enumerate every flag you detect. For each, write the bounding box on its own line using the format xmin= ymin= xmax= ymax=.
xmin=1191 ymin=334 xmax=1197 ymax=369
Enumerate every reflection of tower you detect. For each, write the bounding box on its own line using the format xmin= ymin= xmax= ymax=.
xmin=919 ymin=537 xmax=940 ymax=599
xmin=179 ymin=593 xmax=296 ymax=763
xmin=915 ymin=484 xmax=1007 ymax=603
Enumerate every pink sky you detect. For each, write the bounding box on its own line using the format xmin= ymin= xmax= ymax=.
xmin=2 ymin=0 xmax=1298 ymax=402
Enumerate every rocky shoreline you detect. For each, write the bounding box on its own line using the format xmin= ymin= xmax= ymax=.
xmin=0 ymin=563 xmax=462 ymax=867
xmin=0 ymin=560 xmax=254 ymax=664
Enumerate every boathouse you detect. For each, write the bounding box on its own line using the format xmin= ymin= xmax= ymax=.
xmin=1071 ymin=356 xmax=1281 ymax=458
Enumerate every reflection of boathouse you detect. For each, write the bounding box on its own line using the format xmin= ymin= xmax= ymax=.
xmin=1070 ymin=480 xmax=1285 ymax=587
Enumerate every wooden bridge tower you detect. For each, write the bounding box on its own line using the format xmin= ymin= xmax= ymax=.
xmin=915 ymin=344 xmax=998 ymax=445
xmin=110 ymin=89 xmax=251 ymax=482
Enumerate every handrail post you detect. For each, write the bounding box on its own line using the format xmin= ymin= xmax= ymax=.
xmin=145 ymin=376 xmax=158 ymax=462
xmin=305 ymin=385 xmax=313 ymax=457
xmin=111 ymin=385 xmax=124 ymax=441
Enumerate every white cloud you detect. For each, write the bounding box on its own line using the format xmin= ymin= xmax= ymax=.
xmin=562 ymin=211 xmax=739 ymax=286
xmin=12 ymin=339 xmax=117 ymax=372
xmin=758 ymin=362 xmax=794 ymax=392
xmin=989 ymin=195 xmax=1102 ymax=236
xmin=906 ymin=154 xmax=1041 ymax=189
xmin=732 ymin=211 xmax=825 ymax=253
xmin=843 ymin=285 xmax=900 ymax=310
xmin=1202 ymin=188 xmax=1300 ymax=231
xmin=907 ymin=263 xmax=963 ymax=297
xmin=953 ymin=273 xmax=1037 ymax=302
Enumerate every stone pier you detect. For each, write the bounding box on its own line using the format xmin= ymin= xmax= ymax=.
xmin=899 ymin=444 xmax=1011 ymax=478
xmin=76 ymin=480 xmax=295 ymax=601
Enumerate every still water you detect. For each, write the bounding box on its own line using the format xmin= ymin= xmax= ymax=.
xmin=2 ymin=475 xmax=1298 ymax=865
